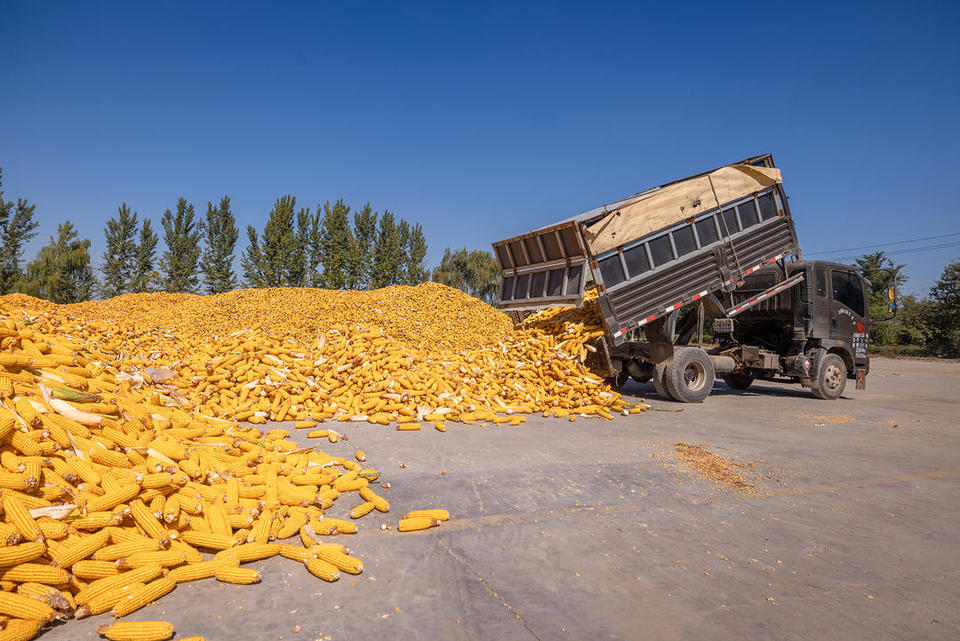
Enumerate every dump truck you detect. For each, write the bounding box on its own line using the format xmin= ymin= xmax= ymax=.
xmin=492 ymin=154 xmax=871 ymax=402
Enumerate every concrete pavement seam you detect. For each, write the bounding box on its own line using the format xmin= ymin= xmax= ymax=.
xmin=435 ymin=535 xmax=544 ymax=641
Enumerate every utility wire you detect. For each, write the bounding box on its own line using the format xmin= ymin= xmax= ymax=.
xmin=806 ymin=231 xmax=960 ymax=256
xmin=827 ymin=242 xmax=960 ymax=263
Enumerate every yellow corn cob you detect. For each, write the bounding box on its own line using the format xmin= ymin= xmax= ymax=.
xmin=128 ymin=499 xmax=170 ymax=545
xmin=350 ymin=501 xmax=375 ymax=519
xmin=96 ymin=621 xmax=175 ymax=641
xmin=167 ymin=558 xmax=238 ymax=584
xmin=15 ymin=581 xmax=72 ymax=612
xmin=178 ymin=531 xmax=235 ymax=551
xmin=94 ymin=540 xmax=161 ymax=562
xmin=116 ymin=549 xmax=186 ymax=570
xmin=75 ymin=582 xmax=144 ymax=618
xmin=0 ymin=563 xmax=71 ymax=585
xmin=0 ymin=619 xmax=41 ymax=641
xmin=0 ymin=541 xmax=46 ymax=567
xmin=304 ymin=556 xmax=340 ymax=582
xmin=310 ymin=547 xmax=363 ymax=575
xmin=402 ymin=509 xmax=450 ymax=521
xmin=69 ymin=511 xmax=122 ymax=531
xmin=84 ymin=484 xmax=140 ymax=513
xmin=111 ymin=576 xmax=176 ymax=617
xmin=50 ymin=529 xmax=109 ymax=568
xmin=75 ymin=564 xmax=164 ymax=606
xmin=0 ymin=591 xmax=59 ymax=621
xmin=72 ymin=559 xmax=119 ymax=580
xmin=2 ymin=495 xmax=42 ymax=542
xmin=215 ymin=543 xmax=280 ymax=563
xmin=397 ymin=517 xmax=442 ymax=532
xmin=215 ymin=566 xmax=262 ymax=585
xmin=359 ymin=487 xmax=390 ymax=513
xmin=396 ymin=423 xmax=421 ymax=431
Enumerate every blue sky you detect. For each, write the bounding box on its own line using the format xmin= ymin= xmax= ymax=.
xmin=2 ymin=1 xmax=958 ymax=295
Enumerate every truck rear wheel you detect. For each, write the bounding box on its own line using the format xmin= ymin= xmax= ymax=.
xmin=652 ymin=363 xmax=674 ymax=401
xmin=811 ymin=353 xmax=847 ymax=400
xmin=723 ymin=372 xmax=754 ymax=390
xmin=664 ymin=347 xmax=715 ymax=403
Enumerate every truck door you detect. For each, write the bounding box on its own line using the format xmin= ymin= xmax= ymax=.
xmin=829 ymin=268 xmax=869 ymax=364
xmin=811 ymin=265 xmax=831 ymax=337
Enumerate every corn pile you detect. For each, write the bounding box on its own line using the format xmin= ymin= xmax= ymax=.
xmin=0 ymin=284 xmax=636 ymax=639
xmin=3 ymin=283 xmax=632 ymax=427
xmin=0 ymin=310 xmax=433 ymax=640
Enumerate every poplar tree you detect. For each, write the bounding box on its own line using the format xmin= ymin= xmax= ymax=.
xmin=160 ymin=198 xmax=202 ymax=293
xmin=317 ymin=199 xmax=355 ymax=289
xmin=100 ymin=203 xmax=139 ymax=298
xmin=432 ymin=248 xmax=500 ymax=305
xmin=242 ymin=196 xmax=309 ymax=287
xmin=404 ymin=222 xmax=428 ymax=285
xmin=0 ymin=169 xmax=39 ymax=294
xmin=200 ymin=196 xmax=239 ymax=294
xmin=370 ymin=211 xmax=403 ymax=289
xmin=19 ymin=221 xmax=96 ymax=303
xmin=349 ymin=204 xmax=378 ymax=289
xmin=305 ymin=209 xmax=323 ymax=287
xmin=130 ymin=219 xmax=159 ymax=293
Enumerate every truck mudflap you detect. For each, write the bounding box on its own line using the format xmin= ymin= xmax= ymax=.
xmin=856 ymin=368 xmax=868 ymax=390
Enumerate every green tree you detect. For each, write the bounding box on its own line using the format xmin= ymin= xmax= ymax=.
xmin=370 ymin=211 xmax=403 ymax=289
xmin=100 ymin=203 xmax=139 ymax=298
xmin=856 ymin=251 xmax=907 ymax=346
xmin=18 ymin=221 xmax=96 ymax=303
xmin=431 ymin=248 xmax=500 ymax=305
xmin=305 ymin=208 xmax=323 ymax=287
xmin=242 ymin=196 xmax=310 ymax=287
xmin=317 ymin=199 xmax=355 ymax=289
xmin=0 ymin=169 xmax=40 ymax=294
xmin=130 ymin=219 xmax=159 ymax=293
xmin=930 ymin=255 xmax=960 ymax=356
xmin=348 ymin=204 xmax=378 ymax=289
xmin=403 ymin=222 xmax=428 ymax=285
xmin=160 ymin=198 xmax=202 ymax=293
xmin=200 ymin=196 xmax=239 ymax=294
xmin=890 ymin=294 xmax=936 ymax=355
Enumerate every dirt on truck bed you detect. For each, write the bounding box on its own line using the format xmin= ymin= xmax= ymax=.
xmin=37 ymin=356 xmax=960 ymax=641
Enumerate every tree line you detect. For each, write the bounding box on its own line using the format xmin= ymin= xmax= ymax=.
xmin=857 ymin=250 xmax=960 ymax=358
xmin=0 ymin=169 xmax=431 ymax=302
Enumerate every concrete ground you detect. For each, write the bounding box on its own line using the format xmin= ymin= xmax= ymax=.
xmin=43 ymin=357 xmax=959 ymax=641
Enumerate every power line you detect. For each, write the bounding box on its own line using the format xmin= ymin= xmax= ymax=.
xmin=806 ymin=231 xmax=960 ymax=256
xmin=826 ymin=242 xmax=960 ymax=263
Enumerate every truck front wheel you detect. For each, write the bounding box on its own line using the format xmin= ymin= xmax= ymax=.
xmin=811 ymin=353 xmax=847 ymax=400
xmin=664 ymin=347 xmax=716 ymax=403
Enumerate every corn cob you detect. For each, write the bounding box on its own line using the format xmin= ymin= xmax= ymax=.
xmin=215 ymin=566 xmax=262 ymax=585
xmin=350 ymin=501 xmax=376 ymax=519
xmin=72 ymin=559 xmax=119 ymax=580
xmin=2 ymin=495 xmax=42 ymax=542
xmin=0 ymin=591 xmax=59 ymax=621
xmin=398 ymin=517 xmax=442 ymax=532
xmin=0 ymin=619 xmax=41 ymax=641
xmin=0 ymin=541 xmax=46 ymax=567
xmin=94 ymin=540 xmax=161 ymax=562
xmin=310 ymin=547 xmax=363 ymax=575
xmin=0 ymin=563 xmax=70 ymax=585
xmin=75 ymin=564 xmax=164 ymax=606
xmin=178 ymin=531 xmax=235 ymax=551
xmin=96 ymin=621 xmax=175 ymax=641
xmin=115 ymin=549 xmax=186 ymax=570
xmin=402 ymin=509 xmax=451 ymax=521
xmin=304 ymin=556 xmax=340 ymax=582
xmin=15 ymin=581 xmax=72 ymax=612
xmin=111 ymin=576 xmax=176 ymax=617
xmin=167 ymin=558 xmax=238 ymax=584
xmin=50 ymin=529 xmax=109 ymax=568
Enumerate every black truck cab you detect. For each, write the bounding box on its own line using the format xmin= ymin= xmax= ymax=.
xmin=725 ymin=260 xmax=871 ymax=396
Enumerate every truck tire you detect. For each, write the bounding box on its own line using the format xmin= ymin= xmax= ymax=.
xmin=652 ymin=362 xmax=674 ymax=401
xmin=723 ymin=372 xmax=754 ymax=390
xmin=811 ymin=353 xmax=847 ymax=400
xmin=664 ymin=347 xmax=715 ymax=403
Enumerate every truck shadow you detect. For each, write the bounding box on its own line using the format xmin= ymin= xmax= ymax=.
xmin=618 ymin=381 xmax=851 ymax=403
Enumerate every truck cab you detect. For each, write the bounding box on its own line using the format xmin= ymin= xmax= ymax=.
xmin=721 ymin=260 xmax=871 ymax=397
